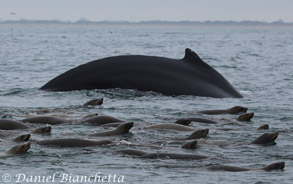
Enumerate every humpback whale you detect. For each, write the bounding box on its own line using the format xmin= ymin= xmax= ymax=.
xmin=41 ymin=48 xmax=242 ymax=98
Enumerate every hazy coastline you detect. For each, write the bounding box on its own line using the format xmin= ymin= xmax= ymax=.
xmin=1 ymin=19 xmax=293 ymax=26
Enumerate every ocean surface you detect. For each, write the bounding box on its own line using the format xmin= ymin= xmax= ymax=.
xmin=0 ymin=24 xmax=293 ymax=184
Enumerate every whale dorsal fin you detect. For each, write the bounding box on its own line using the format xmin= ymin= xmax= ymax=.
xmin=183 ymin=48 xmax=200 ymax=60
xmin=183 ymin=48 xmax=210 ymax=67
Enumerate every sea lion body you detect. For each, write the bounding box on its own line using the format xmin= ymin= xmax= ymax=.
xmin=208 ymin=165 xmax=249 ymax=172
xmin=82 ymin=113 xmax=99 ymax=119
xmin=115 ymin=149 xmax=148 ymax=157
xmin=208 ymin=162 xmax=285 ymax=172
xmin=0 ymin=119 xmax=29 ymax=130
xmin=22 ymin=116 xmax=69 ymax=125
xmin=38 ymin=138 xmax=112 ymax=147
xmin=187 ymin=118 xmax=218 ymax=124
xmin=100 ymin=122 xmax=124 ymax=128
xmin=197 ymin=132 xmax=278 ymax=146
xmin=83 ymin=115 xmax=124 ymax=126
xmin=139 ymin=153 xmax=208 ymax=160
xmin=174 ymin=119 xmax=192 ymax=126
xmin=146 ymin=123 xmax=195 ymax=131
xmin=199 ymin=106 xmax=248 ymax=115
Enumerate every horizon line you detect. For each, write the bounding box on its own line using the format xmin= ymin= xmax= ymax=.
xmin=1 ymin=19 xmax=293 ymax=25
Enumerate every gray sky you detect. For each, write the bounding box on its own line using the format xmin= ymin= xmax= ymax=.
xmin=1 ymin=0 xmax=292 ymax=22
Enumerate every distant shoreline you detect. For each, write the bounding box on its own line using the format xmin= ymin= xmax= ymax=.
xmin=1 ymin=19 xmax=293 ymax=26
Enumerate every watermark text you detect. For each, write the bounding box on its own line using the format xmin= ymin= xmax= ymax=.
xmin=2 ymin=172 xmax=125 ymax=183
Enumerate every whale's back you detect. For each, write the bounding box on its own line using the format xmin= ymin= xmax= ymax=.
xmin=41 ymin=49 xmax=242 ymax=98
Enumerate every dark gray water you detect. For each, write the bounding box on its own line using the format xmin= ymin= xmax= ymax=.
xmin=0 ymin=24 xmax=293 ymax=183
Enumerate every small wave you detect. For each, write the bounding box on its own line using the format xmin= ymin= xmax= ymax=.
xmin=0 ymin=88 xmax=26 ymax=96
xmin=215 ymin=65 xmax=239 ymax=69
xmin=98 ymin=88 xmax=162 ymax=98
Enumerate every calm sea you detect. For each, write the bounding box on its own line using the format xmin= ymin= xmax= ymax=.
xmin=0 ymin=24 xmax=293 ymax=184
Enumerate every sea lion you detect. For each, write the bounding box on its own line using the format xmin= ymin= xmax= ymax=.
xmin=1 ymin=142 xmax=30 ymax=157
xmin=251 ymin=132 xmax=278 ymax=144
xmin=198 ymin=131 xmax=278 ymax=146
xmin=145 ymin=123 xmax=195 ymax=131
xmin=174 ymin=119 xmax=192 ymax=126
xmin=40 ymin=48 xmax=242 ymax=98
xmin=237 ymin=112 xmax=254 ymax=121
xmin=181 ymin=129 xmax=209 ymax=140
xmin=199 ymin=106 xmax=248 ymax=115
xmin=187 ymin=118 xmax=218 ymax=124
xmin=181 ymin=140 xmax=197 ymax=149
xmin=34 ymin=108 xmax=69 ymax=114
xmin=82 ymin=115 xmax=124 ymax=126
xmin=0 ymin=119 xmax=29 ymax=130
xmin=139 ymin=152 xmax=208 ymax=160
xmin=262 ymin=161 xmax=285 ymax=171
xmin=82 ymin=113 xmax=99 ymax=119
xmin=115 ymin=149 xmax=148 ymax=157
xmin=90 ymin=122 xmax=133 ymax=136
xmin=13 ymin=134 xmax=31 ymax=142
xmin=100 ymin=122 xmax=124 ymax=128
xmin=22 ymin=116 xmax=69 ymax=125
xmin=217 ymin=128 xmax=236 ymax=131
xmin=257 ymin=124 xmax=269 ymax=130
xmin=32 ymin=126 xmax=51 ymax=134
xmin=208 ymin=162 xmax=285 ymax=172
xmin=83 ymin=98 xmax=103 ymax=107
xmin=38 ymin=138 xmax=113 ymax=147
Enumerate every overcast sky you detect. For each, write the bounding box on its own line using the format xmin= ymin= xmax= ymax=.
xmin=0 ymin=0 xmax=292 ymax=22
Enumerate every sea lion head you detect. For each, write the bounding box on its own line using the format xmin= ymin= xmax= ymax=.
xmin=186 ymin=129 xmax=209 ymax=140
xmin=262 ymin=162 xmax=285 ymax=171
xmin=181 ymin=140 xmax=197 ymax=149
xmin=13 ymin=134 xmax=31 ymax=142
xmin=228 ymin=106 xmax=248 ymax=114
xmin=6 ymin=142 xmax=30 ymax=155
xmin=257 ymin=124 xmax=269 ymax=130
xmin=83 ymin=98 xmax=104 ymax=107
xmin=116 ymin=122 xmax=134 ymax=134
xmin=32 ymin=126 xmax=51 ymax=134
xmin=174 ymin=119 xmax=192 ymax=126
xmin=237 ymin=112 xmax=254 ymax=121
xmin=251 ymin=132 xmax=278 ymax=144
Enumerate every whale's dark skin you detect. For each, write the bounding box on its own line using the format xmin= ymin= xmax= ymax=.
xmin=40 ymin=48 xmax=242 ymax=98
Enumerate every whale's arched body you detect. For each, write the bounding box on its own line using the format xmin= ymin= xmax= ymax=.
xmin=40 ymin=49 xmax=242 ymax=98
